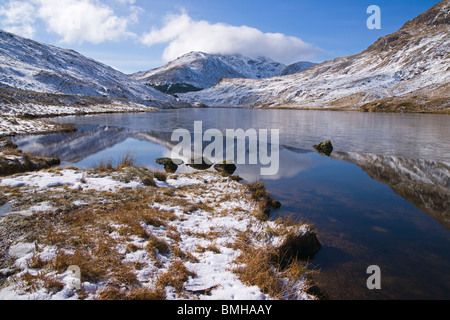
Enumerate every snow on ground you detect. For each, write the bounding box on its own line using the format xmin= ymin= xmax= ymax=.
xmin=0 ymin=115 xmax=69 ymax=137
xmin=0 ymin=101 xmax=155 ymax=137
xmin=0 ymin=169 xmax=144 ymax=192
xmin=0 ymin=168 xmax=318 ymax=300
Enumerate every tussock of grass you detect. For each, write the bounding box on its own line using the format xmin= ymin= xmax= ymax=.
xmin=96 ymin=286 xmax=166 ymax=300
xmin=246 ymin=181 xmax=282 ymax=220
xmin=156 ymin=261 xmax=197 ymax=294
xmin=153 ymin=170 xmax=167 ymax=182
xmin=232 ymin=236 xmax=312 ymax=300
xmin=146 ymin=235 xmax=171 ymax=256
xmin=17 ymin=272 xmax=65 ymax=294
xmin=117 ymin=151 xmax=136 ymax=169
xmin=93 ymin=151 xmax=136 ymax=173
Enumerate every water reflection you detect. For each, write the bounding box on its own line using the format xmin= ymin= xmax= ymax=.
xmin=13 ymin=126 xmax=449 ymax=231
xmin=11 ymin=109 xmax=450 ymax=299
xmin=332 ymin=152 xmax=450 ymax=231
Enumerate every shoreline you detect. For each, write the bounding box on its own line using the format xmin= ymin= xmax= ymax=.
xmin=0 ymin=131 xmax=324 ymax=300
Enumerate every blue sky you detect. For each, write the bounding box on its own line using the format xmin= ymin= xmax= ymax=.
xmin=0 ymin=0 xmax=441 ymax=73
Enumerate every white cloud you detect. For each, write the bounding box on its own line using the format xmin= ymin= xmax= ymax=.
xmin=0 ymin=1 xmax=37 ymax=38
xmin=0 ymin=0 xmax=141 ymax=44
xmin=36 ymin=0 xmax=139 ymax=44
xmin=141 ymin=12 xmax=320 ymax=63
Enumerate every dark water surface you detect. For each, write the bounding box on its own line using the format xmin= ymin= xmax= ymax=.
xmin=13 ymin=109 xmax=450 ymax=300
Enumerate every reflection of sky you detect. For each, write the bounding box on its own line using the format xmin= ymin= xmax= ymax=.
xmin=47 ymin=109 xmax=450 ymax=162
xmin=73 ymin=138 xmax=168 ymax=170
xmin=71 ymin=137 xmax=320 ymax=181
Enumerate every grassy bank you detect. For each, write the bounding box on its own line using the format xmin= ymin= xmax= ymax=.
xmin=0 ymin=162 xmax=322 ymax=300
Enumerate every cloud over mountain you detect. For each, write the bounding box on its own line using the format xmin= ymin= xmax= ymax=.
xmin=141 ymin=11 xmax=320 ymax=64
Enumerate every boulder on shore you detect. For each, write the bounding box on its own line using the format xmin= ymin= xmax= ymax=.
xmin=156 ymin=158 xmax=182 ymax=173
xmin=214 ymin=162 xmax=237 ymax=175
xmin=275 ymin=224 xmax=321 ymax=265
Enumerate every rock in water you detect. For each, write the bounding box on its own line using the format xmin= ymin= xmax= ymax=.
xmin=313 ymin=140 xmax=334 ymax=156
xmin=187 ymin=156 xmax=213 ymax=170
xmin=214 ymin=162 xmax=237 ymax=175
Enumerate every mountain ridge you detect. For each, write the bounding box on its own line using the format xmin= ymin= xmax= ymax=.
xmin=130 ymin=52 xmax=316 ymax=94
xmin=0 ymin=29 xmax=181 ymax=108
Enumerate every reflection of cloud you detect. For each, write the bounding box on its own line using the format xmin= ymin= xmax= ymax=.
xmin=14 ymin=125 xmax=318 ymax=180
xmin=236 ymin=148 xmax=319 ymax=181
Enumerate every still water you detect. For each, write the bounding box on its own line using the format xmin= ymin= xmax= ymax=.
xmin=13 ymin=108 xmax=450 ymax=300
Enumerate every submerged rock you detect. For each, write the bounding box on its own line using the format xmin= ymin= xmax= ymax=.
xmin=313 ymin=140 xmax=334 ymax=156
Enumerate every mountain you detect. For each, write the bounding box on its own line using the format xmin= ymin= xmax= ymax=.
xmin=130 ymin=52 xmax=315 ymax=95
xmin=0 ymin=29 xmax=177 ymax=107
xmin=180 ymin=1 xmax=450 ymax=112
xmin=280 ymin=61 xmax=317 ymax=76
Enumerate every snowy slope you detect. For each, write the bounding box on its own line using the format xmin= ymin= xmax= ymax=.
xmin=180 ymin=1 xmax=450 ymax=111
xmin=130 ymin=52 xmax=314 ymax=93
xmin=0 ymin=30 xmax=174 ymax=104
xmin=281 ymin=61 xmax=317 ymax=76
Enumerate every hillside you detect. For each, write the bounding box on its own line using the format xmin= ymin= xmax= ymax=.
xmin=0 ymin=30 xmax=177 ymax=107
xmin=179 ymin=1 xmax=450 ymax=113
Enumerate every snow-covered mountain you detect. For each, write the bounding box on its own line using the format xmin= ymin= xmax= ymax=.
xmin=280 ymin=61 xmax=317 ymax=76
xmin=180 ymin=1 xmax=450 ymax=112
xmin=130 ymin=52 xmax=315 ymax=94
xmin=0 ymin=29 xmax=176 ymax=106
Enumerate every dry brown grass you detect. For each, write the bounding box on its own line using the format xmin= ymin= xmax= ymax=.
xmin=117 ymin=151 xmax=136 ymax=169
xmin=156 ymin=261 xmax=197 ymax=294
xmin=93 ymin=159 xmax=114 ymax=172
xmin=96 ymin=286 xmax=166 ymax=300
xmin=231 ymin=226 xmax=314 ymax=299
xmin=153 ymin=170 xmax=167 ymax=182
xmin=146 ymin=234 xmax=171 ymax=256
xmin=246 ymin=181 xmax=281 ymax=220
xmin=17 ymin=271 xmax=65 ymax=294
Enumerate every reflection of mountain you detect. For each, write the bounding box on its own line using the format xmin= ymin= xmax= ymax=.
xmin=13 ymin=126 xmax=137 ymax=163
xmin=333 ymin=151 xmax=450 ymax=230
xmin=13 ymin=126 xmax=180 ymax=163
xmin=13 ymin=124 xmax=319 ymax=181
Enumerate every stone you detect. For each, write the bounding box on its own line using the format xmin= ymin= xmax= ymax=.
xmin=187 ymin=156 xmax=213 ymax=170
xmin=276 ymin=224 xmax=321 ymax=264
xmin=155 ymin=158 xmax=182 ymax=173
xmin=213 ymin=162 xmax=237 ymax=175
xmin=313 ymin=140 xmax=334 ymax=156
